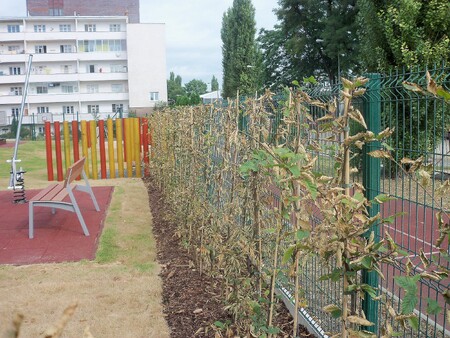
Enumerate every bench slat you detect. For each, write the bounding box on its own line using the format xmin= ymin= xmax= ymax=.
xmin=30 ymin=184 xmax=61 ymax=201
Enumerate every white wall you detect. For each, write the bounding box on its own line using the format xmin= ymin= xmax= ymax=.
xmin=126 ymin=23 xmax=167 ymax=109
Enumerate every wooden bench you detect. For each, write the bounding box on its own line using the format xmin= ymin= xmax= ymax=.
xmin=28 ymin=157 xmax=100 ymax=239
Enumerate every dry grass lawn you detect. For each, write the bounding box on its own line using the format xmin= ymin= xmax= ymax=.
xmin=0 ymin=177 xmax=170 ymax=337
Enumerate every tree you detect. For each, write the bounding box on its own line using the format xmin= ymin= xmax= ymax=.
xmin=274 ymin=0 xmax=359 ymax=83
xmin=221 ymin=0 xmax=260 ymax=98
xmin=185 ymin=79 xmax=207 ymax=96
xmin=211 ymin=75 xmax=219 ymax=92
xmin=167 ymin=72 xmax=185 ymax=105
xmin=357 ymin=0 xmax=450 ymax=70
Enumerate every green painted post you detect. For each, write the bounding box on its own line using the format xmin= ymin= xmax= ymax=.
xmin=362 ymin=73 xmax=381 ymax=333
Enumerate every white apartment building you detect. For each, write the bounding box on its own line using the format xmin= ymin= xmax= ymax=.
xmin=0 ymin=15 xmax=167 ymax=135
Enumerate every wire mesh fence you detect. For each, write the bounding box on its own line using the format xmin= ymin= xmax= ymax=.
xmin=149 ymin=65 xmax=449 ymax=337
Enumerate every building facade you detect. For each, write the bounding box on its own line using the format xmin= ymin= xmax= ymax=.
xmin=0 ymin=15 xmax=167 ymax=135
xmin=26 ymin=0 xmax=140 ymax=23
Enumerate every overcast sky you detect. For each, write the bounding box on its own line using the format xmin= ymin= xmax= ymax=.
xmin=0 ymin=0 xmax=279 ymax=90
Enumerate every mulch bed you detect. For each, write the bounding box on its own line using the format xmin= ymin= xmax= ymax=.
xmin=145 ymin=177 xmax=315 ymax=338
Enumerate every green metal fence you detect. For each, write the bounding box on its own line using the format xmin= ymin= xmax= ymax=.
xmin=150 ymin=65 xmax=449 ymax=337
xmin=300 ymin=67 xmax=449 ymax=337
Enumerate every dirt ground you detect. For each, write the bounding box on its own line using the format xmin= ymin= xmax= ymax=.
xmin=0 ymin=178 xmax=170 ymax=337
xmin=145 ymin=177 xmax=315 ymax=338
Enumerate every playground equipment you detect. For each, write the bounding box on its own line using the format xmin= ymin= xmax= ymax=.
xmin=7 ymin=54 xmax=33 ymax=203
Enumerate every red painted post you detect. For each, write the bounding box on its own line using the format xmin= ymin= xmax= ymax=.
xmin=98 ymin=119 xmax=107 ymax=179
xmin=44 ymin=121 xmax=54 ymax=181
xmin=142 ymin=118 xmax=150 ymax=176
xmin=54 ymin=121 xmax=63 ymax=181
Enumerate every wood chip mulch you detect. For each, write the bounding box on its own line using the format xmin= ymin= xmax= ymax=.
xmin=145 ymin=177 xmax=315 ymax=338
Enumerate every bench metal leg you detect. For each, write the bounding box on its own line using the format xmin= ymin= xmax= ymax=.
xmin=68 ymin=189 xmax=90 ymax=236
xmin=29 ymin=202 xmax=34 ymax=239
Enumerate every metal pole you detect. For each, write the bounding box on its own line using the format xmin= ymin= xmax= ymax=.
xmin=8 ymin=54 xmax=33 ymax=189
xmin=361 ymin=73 xmax=381 ymax=333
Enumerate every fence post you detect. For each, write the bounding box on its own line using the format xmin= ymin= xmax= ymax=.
xmin=362 ymin=73 xmax=381 ymax=333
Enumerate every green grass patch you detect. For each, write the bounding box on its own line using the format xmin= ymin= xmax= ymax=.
xmin=96 ymin=227 xmax=120 ymax=263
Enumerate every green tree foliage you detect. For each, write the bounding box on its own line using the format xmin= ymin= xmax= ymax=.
xmin=274 ymin=0 xmax=359 ymax=83
xmin=357 ymin=0 xmax=450 ymax=70
xmin=167 ymin=72 xmax=186 ymax=105
xmin=221 ymin=0 xmax=260 ymax=98
xmin=184 ymin=79 xmax=207 ymax=96
xmin=211 ymin=75 xmax=219 ymax=91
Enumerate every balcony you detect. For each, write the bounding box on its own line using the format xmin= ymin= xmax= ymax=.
xmin=0 ymin=74 xmax=26 ymax=85
xmin=0 ymin=32 xmax=25 ymax=42
xmin=78 ymin=72 xmax=128 ymax=82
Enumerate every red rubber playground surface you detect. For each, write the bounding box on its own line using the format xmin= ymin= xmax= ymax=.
xmin=0 ymin=186 xmax=113 ymax=265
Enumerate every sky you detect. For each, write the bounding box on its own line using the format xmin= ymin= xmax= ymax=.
xmin=0 ymin=0 xmax=279 ymax=90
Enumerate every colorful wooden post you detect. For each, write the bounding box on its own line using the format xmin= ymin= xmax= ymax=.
xmin=72 ymin=120 xmax=80 ymax=163
xmin=98 ymin=119 xmax=107 ymax=179
xmin=107 ymin=118 xmax=115 ymax=179
xmin=63 ymin=121 xmax=71 ymax=171
xmin=54 ymin=121 xmax=63 ymax=181
xmin=81 ymin=120 xmax=90 ymax=178
xmin=142 ymin=118 xmax=150 ymax=176
xmin=124 ymin=118 xmax=132 ymax=177
xmin=44 ymin=121 xmax=54 ymax=181
xmin=89 ymin=120 xmax=98 ymax=179
xmin=116 ymin=118 xmax=124 ymax=178
xmin=133 ymin=118 xmax=141 ymax=177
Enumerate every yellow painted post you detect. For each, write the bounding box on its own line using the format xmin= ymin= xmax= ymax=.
xmin=116 ymin=118 xmax=124 ymax=178
xmin=89 ymin=120 xmax=98 ymax=179
xmin=125 ymin=118 xmax=132 ymax=177
xmin=107 ymin=118 xmax=115 ymax=178
xmin=81 ymin=120 xmax=90 ymax=177
xmin=63 ymin=121 xmax=71 ymax=172
xmin=134 ymin=118 xmax=142 ymax=177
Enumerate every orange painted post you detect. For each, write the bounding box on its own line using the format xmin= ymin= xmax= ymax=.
xmin=133 ymin=118 xmax=141 ymax=177
xmin=63 ymin=121 xmax=71 ymax=171
xmin=98 ymin=119 xmax=107 ymax=179
xmin=124 ymin=118 xmax=132 ymax=177
xmin=89 ymin=120 xmax=98 ymax=179
xmin=44 ymin=121 xmax=54 ymax=181
xmin=54 ymin=121 xmax=63 ymax=181
xmin=116 ymin=118 xmax=124 ymax=178
xmin=122 ymin=118 xmax=127 ymax=161
xmin=142 ymin=118 xmax=150 ymax=176
xmin=107 ymin=118 xmax=115 ymax=178
xmin=80 ymin=120 xmax=90 ymax=178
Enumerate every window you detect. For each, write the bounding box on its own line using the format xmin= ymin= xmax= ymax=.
xmin=62 ymin=106 xmax=74 ymax=114
xmin=10 ymin=87 xmax=22 ymax=95
xmin=9 ymin=67 xmax=21 ymax=75
xmin=110 ymin=24 xmax=121 ymax=32
xmin=35 ymin=45 xmax=47 ymax=54
xmin=49 ymin=8 xmax=63 ymax=15
xmin=88 ymin=105 xmax=99 ymax=114
xmin=62 ymin=85 xmax=75 ymax=93
xmin=61 ymin=65 xmax=72 ymax=73
xmin=78 ymin=40 xmax=127 ymax=52
xmin=7 ymin=25 xmax=20 ymax=33
xmin=110 ymin=64 xmax=126 ymax=73
xmin=34 ymin=25 xmax=46 ymax=32
xmin=60 ymin=45 xmax=73 ymax=53
xmin=59 ymin=24 xmax=71 ymax=32
xmin=11 ymin=108 xmax=19 ymax=118
xmin=8 ymin=45 xmax=20 ymax=52
xmin=112 ymin=104 xmax=124 ymax=113
xmin=88 ymin=65 xmax=95 ymax=73
xmin=111 ymin=84 xmax=124 ymax=93
xmin=85 ymin=24 xmax=96 ymax=32
xmin=37 ymin=106 xmax=49 ymax=114
xmin=87 ymin=84 xmax=99 ymax=93
xmin=150 ymin=92 xmax=159 ymax=101
xmin=36 ymin=86 xmax=48 ymax=94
